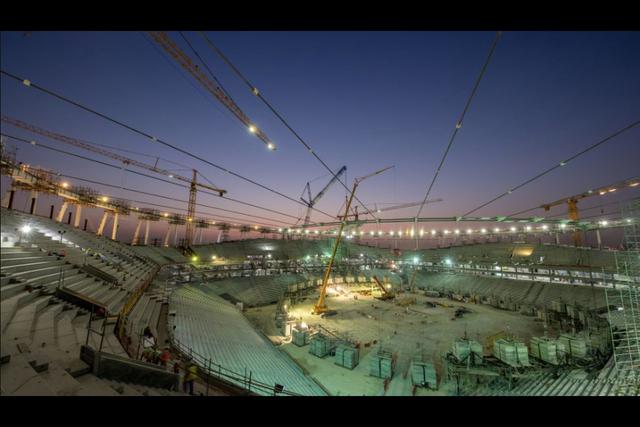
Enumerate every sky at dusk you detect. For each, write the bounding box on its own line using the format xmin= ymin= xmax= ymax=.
xmin=1 ymin=31 xmax=639 ymax=247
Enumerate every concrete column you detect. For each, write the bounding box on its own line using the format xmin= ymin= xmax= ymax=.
xmin=596 ymin=229 xmax=602 ymax=249
xmin=173 ymin=224 xmax=179 ymax=246
xmin=555 ymin=233 xmax=560 ymax=245
xmin=2 ymin=181 xmax=16 ymax=209
xmin=96 ymin=211 xmax=109 ymax=236
xmin=111 ymin=212 xmax=119 ymax=240
xmin=74 ymin=205 xmax=82 ymax=228
xmin=164 ymin=224 xmax=173 ymax=247
xmin=198 ymin=228 xmax=204 ymax=244
xmin=132 ymin=219 xmax=142 ymax=245
xmin=29 ymin=190 xmax=38 ymax=215
xmin=217 ymin=230 xmax=223 ymax=243
xmin=56 ymin=201 xmax=69 ymax=222
xmin=144 ymin=220 xmax=150 ymax=245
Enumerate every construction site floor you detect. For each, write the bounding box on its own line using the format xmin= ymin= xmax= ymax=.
xmin=244 ymin=290 xmax=545 ymax=396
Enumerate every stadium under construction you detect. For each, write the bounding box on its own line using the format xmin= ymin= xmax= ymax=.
xmin=0 ymin=30 xmax=639 ymax=397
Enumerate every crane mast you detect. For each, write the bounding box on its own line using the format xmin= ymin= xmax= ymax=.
xmin=301 ymin=166 xmax=346 ymax=226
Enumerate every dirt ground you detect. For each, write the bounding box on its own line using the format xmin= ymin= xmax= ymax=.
xmin=243 ymin=287 xmax=546 ymax=396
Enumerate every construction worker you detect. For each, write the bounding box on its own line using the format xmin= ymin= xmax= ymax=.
xmin=160 ymin=347 xmax=171 ymax=367
xmin=183 ymin=363 xmax=197 ymax=395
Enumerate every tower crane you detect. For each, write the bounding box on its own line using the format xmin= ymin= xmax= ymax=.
xmin=1 ymin=116 xmax=226 ymax=247
xmin=300 ymin=166 xmax=346 ymax=226
xmin=148 ymin=31 xmax=276 ymax=150
xmin=540 ymin=176 xmax=639 ymax=246
xmin=313 ymin=165 xmax=393 ymax=315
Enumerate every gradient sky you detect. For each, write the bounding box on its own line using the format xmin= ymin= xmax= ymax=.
xmin=1 ymin=31 xmax=639 ymax=246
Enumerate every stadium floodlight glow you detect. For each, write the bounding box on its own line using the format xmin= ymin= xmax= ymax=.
xmin=278 ymin=228 xmax=283 ymax=232
xmin=211 ymin=255 xmax=217 ymax=260
xmin=599 ymin=191 xmax=606 ymax=195
xmin=267 ymin=142 xmax=276 ymax=151
xmin=20 ymin=225 xmax=32 ymax=234
xmin=248 ymin=124 xmax=257 ymax=134
xmin=444 ymin=258 xmax=452 ymax=266
xmin=542 ymin=225 xmax=549 ymax=231
xmin=192 ymin=256 xmax=198 ymax=262
xmin=431 ymin=230 xmax=436 ymax=235
xmin=481 ymin=228 xmax=487 ymax=234
xmin=101 ymin=196 xmax=109 ymax=202
xmin=168 ymin=174 xmax=174 ymax=178
xmin=61 ymin=182 xmax=69 ymax=189
xmin=494 ymin=227 xmax=500 ymax=233
xmin=419 ymin=229 xmax=424 ymax=236
xmin=390 ymin=231 xmax=395 ymax=236
xmin=467 ymin=229 xmax=473 ymax=234
xmin=398 ymin=230 xmax=403 ymax=236
xmin=626 ymin=218 xmax=632 ymax=223
xmin=560 ymin=223 xmax=566 ymax=229
xmin=413 ymin=257 xmax=419 ymax=264
xmin=510 ymin=226 xmax=517 ymax=232
xmin=454 ymin=229 xmax=460 ymax=235
xmin=608 ymin=188 xmax=616 ymax=193
xmin=360 ymin=253 xmax=364 ymax=257
xmin=378 ymin=230 xmax=383 ymax=236
xmin=304 ymin=229 xmax=309 ymax=234
xmin=630 ymin=182 xmax=639 ymax=187
xmin=525 ymin=226 xmax=532 ymax=231
xmin=443 ymin=229 xmax=450 ymax=234
xmin=370 ymin=230 xmax=375 ymax=236
xmin=163 ymin=213 xmax=169 ymax=217
xmin=495 ymin=266 xmax=501 ymax=271
xmin=315 ymin=230 xmax=319 ymax=234
xmin=601 ymin=220 xmax=609 ymax=226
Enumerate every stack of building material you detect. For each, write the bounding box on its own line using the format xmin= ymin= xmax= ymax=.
xmin=411 ymin=354 xmax=437 ymax=389
xmin=558 ymin=334 xmax=589 ymax=360
xmin=292 ymin=326 xmax=311 ymax=347
xmin=493 ymin=339 xmax=530 ymax=367
xmin=309 ymin=334 xmax=333 ymax=358
xmin=452 ymin=338 xmax=483 ymax=365
xmin=369 ymin=348 xmax=394 ymax=379
xmin=529 ymin=336 xmax=566 ymax=365
xmin=334 ymin=343 xmax=359 ymax=369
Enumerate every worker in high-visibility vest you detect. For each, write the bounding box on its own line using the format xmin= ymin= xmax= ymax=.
xmin=183 ymin=363 xmax=197 ymax=395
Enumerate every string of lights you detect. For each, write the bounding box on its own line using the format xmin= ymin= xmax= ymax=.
xmin=415 ymin=31 xmax=502 ymax=218
xmin=0 ymin=69 xmax=337 ymax=220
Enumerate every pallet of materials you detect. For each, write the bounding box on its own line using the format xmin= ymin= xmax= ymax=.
xmin=292 ymin=327 xmax=311 ymax=347
xmin=369 ymin=349 xmax=394 ymax=379
xmin=309 ymin=334 xmax=334 ymax=358
xmin=558 ymin=334 xmax=589 ymax=360
xmin=493 ymin=339 xmax=530 ymax=367
xmin=411 ymin=354 xmax=437 ymax=389
xmin=529 ymin=336 xmax=566 ymax=365
xmin=452 ymin=338 xmax=483 ymax=365
xmin=335 ymin=344 xmax=359 ymax=369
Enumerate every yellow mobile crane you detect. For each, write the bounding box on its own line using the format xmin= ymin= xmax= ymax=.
xmin=372 ymin=275 xmax=395 ymax=301
xmin=313 ymin=166 xmax=394 ymax=315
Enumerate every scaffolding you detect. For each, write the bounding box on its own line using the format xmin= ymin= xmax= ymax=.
xmin=605 ymin=198 xmax=640 ymax=395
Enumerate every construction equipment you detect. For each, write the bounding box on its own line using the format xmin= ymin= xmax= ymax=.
xmin=341 ymin=199 xmax=443 ymax=219
xmin=540 ymin=176 xmax=639 ymax=246
xmin=148 ymin=31 xmax=275 ymax=150
xmin=372 ymin=275 xmax=395 ymax=301
xmin=1 ymin=116 xmax=226 ymax=247
xmin=312 ymin=165 xmax=393 ymax=315
xmin=300 ymin=166 xmax=346 ymax=226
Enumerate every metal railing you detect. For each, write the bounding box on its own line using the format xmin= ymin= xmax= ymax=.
xmin=168 ymin=332 xmax=301 ymax=396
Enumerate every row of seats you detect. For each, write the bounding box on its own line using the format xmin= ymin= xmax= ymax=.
xmin=414 ymin=271 xmax=607 ymax=309
xmin=130 ymin=246 xmax=188 ymax=265
xmin=169 ymin=285 xmax=326 ymax=395
xmin=200 ymin=274 xmax=305 ymax=307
